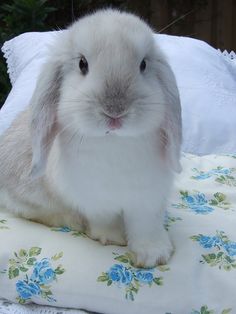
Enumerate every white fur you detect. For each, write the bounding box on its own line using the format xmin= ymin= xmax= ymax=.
xmin=0 ymin=9 xmax=181 ymax=267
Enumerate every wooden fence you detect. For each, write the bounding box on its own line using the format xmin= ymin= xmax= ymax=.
xmin=127 ymin=0 xmax=236 ymax=51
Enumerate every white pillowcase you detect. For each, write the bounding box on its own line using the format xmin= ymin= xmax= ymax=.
xmin=0 ymin=32 xmax=58 ymax=134
xmin=1 ymin=31 xmax=236 ymax=154
xmin=158 ymin=35 xmax=236 ymax=155
xmin=2 ymin=31 xmax=56 ymax=85
xmin=1 ymin=153 xmax=236 ymax=314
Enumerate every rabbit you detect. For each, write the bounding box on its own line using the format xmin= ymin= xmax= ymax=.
xmin=0 ymin=9 xmax=182 ymax=268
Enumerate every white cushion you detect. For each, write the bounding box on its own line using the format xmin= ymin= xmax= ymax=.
xmin=2 ymin=31 xmax=56 ymax=85
xmin=1 ymin=31 xmax=236 ymax=155
xmin=0 ymin=32 xmax=58 ymax=134
xmin=157 ymin=35 xmax=236 ymax=155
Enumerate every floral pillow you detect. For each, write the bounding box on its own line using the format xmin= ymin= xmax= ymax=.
xmin=0 ymin=153 xmax=236 ymax=314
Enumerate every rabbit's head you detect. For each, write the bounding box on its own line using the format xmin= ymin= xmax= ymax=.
xmin=30 ymin=9 xmax=182 ymax=176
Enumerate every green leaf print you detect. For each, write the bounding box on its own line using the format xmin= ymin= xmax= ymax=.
xmin=209 ymin=193 xmax=231 ymax=210
xmin=29 ymin=247 xmax=42 ymax=257
xmin=191 ymin=305 xmax=232 ymax=314
xmin=0 ymin=219 xmax=9 ymax=229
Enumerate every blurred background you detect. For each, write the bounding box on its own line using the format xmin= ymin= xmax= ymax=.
xmin=0 ymin=0 xmax=236 ymax=108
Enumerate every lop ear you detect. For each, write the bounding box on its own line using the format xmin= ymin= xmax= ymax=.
xmin=160 ymin=118 xmax=182 ymax=173
xmin=157 ymin=55 xmax=182 ymax=173
xmin=30 ymin=61 xmax=63 ymax=178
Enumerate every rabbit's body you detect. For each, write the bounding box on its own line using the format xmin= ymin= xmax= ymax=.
xmin=0 ymin=9 xmax=181 ymax=267
xmin=0 ymin=109 xmax=79 ymax=229
xmin=0 ymin=109 xmax=172 ymax=254
xmin=47 ymin=126 xmax=172 ymax=245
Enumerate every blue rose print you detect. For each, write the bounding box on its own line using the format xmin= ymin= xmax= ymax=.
xmin=16 ymin=280 xmax=40 ymax=299
xmin=134 ymin=269 xmax=154 ymax=284
xmin=108 ymin=264 xmax=133 ymax=285
xmin=192 ymin=206 xmax=213 ymax=214
xmin=191 ymin=231 xmax=236 ymax=270
xmin=194 ymin=173 xmax=211 ymax=180
xmin=184 ymin=193 xmax=206 ymax=206
xmin=31 ymin=258 xmax=55 ymax=285
xmin=192 ymin=167 xmax=232 ymax=180
xmin=198 ymin=235 xmax=221 ymax=249
xmin=224 ymin=242 xmax=236 ymax=257
xmin=98 ymin=252 xmax=168 ymax=300
xmin=174 ymin=190 xmax=231 ymax=213
xmin=4 ymin=247 xmax=65 ymax=304
xmin=184 ymin=195 xmax=196 ymax=205
xmin=192 ymin=167 xmax=236 ymax=187
xmin=183 ymin=193 xmax=214 ymax=214
xmin=56 ymin=226 xmax=72 ymax=232
xmin=213 ymin=168 xmax=231 ymax=175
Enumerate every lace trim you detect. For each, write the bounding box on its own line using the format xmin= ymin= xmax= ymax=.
xmin=1 ymin=40 xmax=17 ymax=86
xmin=2 ymin=36 xmax=235 ymax=89
xmin=218 ymin=49 xmax=236 ymax=62
xmin=0 ymin=298 xmax=90 ymax=314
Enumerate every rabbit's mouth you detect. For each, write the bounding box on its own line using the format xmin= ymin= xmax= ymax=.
xmin=107 ymin=117 xmax=122 ymax=130
xmin=102 ymin=112 xmax=126 ymax=130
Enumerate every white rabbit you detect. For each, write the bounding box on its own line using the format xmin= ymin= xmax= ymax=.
xmin=0 ymin=9 xmax=182 ymax=268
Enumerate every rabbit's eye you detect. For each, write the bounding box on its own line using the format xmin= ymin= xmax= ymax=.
xmin=79 ymin=56 xmax=88 ymax=75
xmin=140 ymin=59 xmax=146 ymax=72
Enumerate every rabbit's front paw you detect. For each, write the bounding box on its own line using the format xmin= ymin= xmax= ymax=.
xmin=129 ymin=235 xmax=173 ymax=268
xmin=87 ymin=224 xmax=127 ymax=246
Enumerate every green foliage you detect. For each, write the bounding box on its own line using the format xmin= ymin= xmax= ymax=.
xmin=0 ymin=0 xmax=133 ymax=108
xmin=0 ymin=56 xmax=10 ymax=109
xmin=1 ymin=0 xmax=56 ymax=40
xmin=0 ymin=0 xmax=57 ymax=108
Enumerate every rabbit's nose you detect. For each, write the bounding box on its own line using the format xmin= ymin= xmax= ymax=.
xmin=105 ymin=103 xmax=126 ymax=118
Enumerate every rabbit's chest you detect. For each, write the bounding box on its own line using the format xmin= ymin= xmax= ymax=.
xmin=50 ymin=133 xmax=169 ymax=215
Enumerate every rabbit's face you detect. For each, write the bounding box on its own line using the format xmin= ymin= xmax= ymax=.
xmin=30 ymin=9 xmax=181 ymax=177
xmin=57 ymin=11 xmax=166 ymax=137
